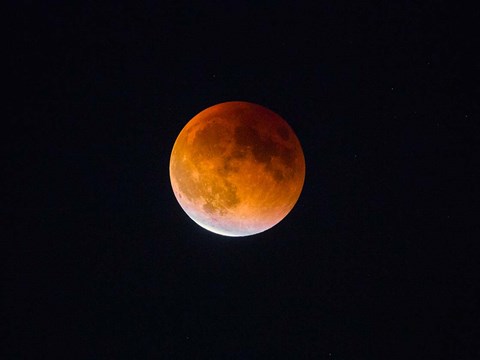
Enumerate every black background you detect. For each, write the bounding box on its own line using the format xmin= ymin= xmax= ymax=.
xmin=4 ymin=1 xmax=478 ymax=358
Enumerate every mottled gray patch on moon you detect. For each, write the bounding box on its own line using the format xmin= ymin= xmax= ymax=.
xmin=272 ymin=169 xmax=284 ymax=182
xmin=234 ymin=125 xmax=277 ymax=164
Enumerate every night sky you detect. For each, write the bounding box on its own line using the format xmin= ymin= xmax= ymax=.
xmin=5 ymin=1 xmax=478 ymax=358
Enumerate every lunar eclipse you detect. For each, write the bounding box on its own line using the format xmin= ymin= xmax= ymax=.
xmin=169 ymin=101 xmax=305 ymax=236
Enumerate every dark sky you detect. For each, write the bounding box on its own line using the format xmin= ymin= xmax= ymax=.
xmin=4 ymin=1 xmax=478 ymax=358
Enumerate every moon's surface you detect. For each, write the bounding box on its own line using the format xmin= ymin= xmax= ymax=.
xmin=169 ymin=101 xmax=305 ymax=237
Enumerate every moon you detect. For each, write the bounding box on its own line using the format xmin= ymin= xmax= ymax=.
xmin=169 ymin=101 xmax=305 ymax=237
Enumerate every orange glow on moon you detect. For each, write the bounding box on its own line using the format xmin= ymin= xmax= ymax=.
xmin=169 ymin=101 xmax=305 ymax=237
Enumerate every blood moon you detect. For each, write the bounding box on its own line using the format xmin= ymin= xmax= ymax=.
xmin=169 ymin=101 xmax=305 ymax=237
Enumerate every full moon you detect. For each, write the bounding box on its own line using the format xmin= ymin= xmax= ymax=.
xmin=169 ymin=101 xmax=305 ymax=237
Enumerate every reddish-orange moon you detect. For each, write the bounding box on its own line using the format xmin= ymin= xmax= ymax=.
xmin=169 ymin=101 xmax=305 ymax=237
